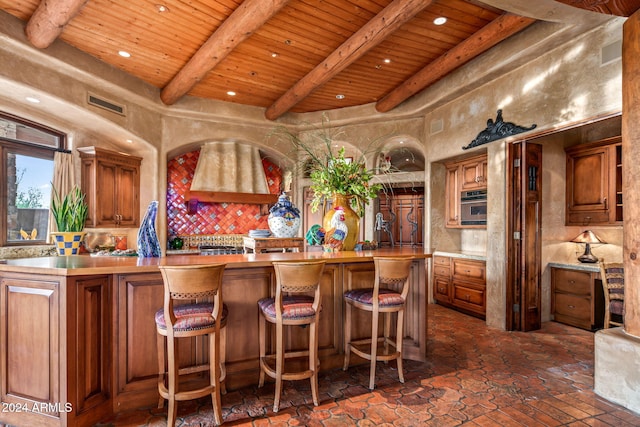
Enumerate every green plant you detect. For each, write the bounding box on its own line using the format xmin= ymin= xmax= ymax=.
xmin=51 ymin=185 xmax=88 ymax=232
xmin=269 ymin=118 xmax=386 ymax=217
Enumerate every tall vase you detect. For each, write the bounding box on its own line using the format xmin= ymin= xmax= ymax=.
xmin=137 ymin=201 xmax=161 ymax=257
xmin=323 ymin=194 xmax=359 ymax=251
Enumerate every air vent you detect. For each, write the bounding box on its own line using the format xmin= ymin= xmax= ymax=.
xmin=430 ymin=118 xmax=443 ymax=135
xmin=601 ymin=40 xmax=621 ymax=66
xmin=87 ymin=93 xmax=125 ymax=115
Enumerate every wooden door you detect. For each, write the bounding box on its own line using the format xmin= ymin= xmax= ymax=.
xmin=375 ymin=188 xmax=423 ymax=247
xmin=507 ymin=142 xmax=542 ymax=331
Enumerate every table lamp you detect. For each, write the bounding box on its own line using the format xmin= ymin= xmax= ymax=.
xmin=571 ymin=230 xmax=605 ymax=263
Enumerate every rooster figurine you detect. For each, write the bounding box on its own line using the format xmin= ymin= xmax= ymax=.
xmin=323 ymin=207 xmax=348 ymax=252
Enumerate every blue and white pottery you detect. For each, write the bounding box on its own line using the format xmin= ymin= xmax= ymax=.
xmin=267 ymin=193 xmax=301 ymax=238
xmin=137 ymin=201 xmax=162 ymax=257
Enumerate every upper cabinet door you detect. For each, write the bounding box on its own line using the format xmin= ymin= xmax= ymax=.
xmin=460 ymin=157 xmax=488 ymax=190
xmin=444 ymin=153 xmax=487 ymax=229
xmin=565 ymin=136 xmax=622 ymax=226
xmin=79 ymin=147 xmax=142 ymax=228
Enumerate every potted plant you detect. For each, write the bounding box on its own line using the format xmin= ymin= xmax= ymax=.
xmin=50 ymin=185 xmax=89 ymax=255
xmin=270 ymin=121 xmax=385 ymax=250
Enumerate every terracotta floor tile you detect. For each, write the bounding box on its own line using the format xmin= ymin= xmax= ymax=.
xmin=100 ymin=305 xmax=640 ymax=427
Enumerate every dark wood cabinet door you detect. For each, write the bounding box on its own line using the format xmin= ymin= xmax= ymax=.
xmin=116 ymin=164 xmax=140 ymax=226
xmin=79 ymin=147 xmax=141 ymax=228
xmin=565 ymin=136 xmax=621 ymax=226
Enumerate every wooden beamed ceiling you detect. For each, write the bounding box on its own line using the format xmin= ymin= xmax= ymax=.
xmin=4 ymin=0 xmax=634 ymax=120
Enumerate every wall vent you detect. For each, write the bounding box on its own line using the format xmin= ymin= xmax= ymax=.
xmin=430 ymin=118 xmax=443 ymax=135
xmin=87 ymin=93 xmax=125 ymax=115
xmin=601 ymin=40 xmax=622 ymax=66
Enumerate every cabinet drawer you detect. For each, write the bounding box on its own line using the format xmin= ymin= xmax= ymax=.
xmin=552 ymin=269 xmax=591 ymax=295
xmin=434 ymin=276 xmax=451 ymax=302
xmin=452 ymin=259 xmax=485 ymax=282
xmin=434 ymin=256 xmax=450 ymax=267
xmin=567 ymin=211 xmax=609 ymax=226
xmin=433 ymin=265 xmax=450 ymax=277
xmin=453 ymin=283 xmax=485 ymax=312
xmin=553 ymin=293 xmax=591 ymax=322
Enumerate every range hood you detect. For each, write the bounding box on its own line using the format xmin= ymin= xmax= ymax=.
xmin=186 ymin=141 xmax=277 ymax=211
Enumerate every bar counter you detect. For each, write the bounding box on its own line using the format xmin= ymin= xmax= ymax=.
xmin=0 ymin=248 xmax=431 ymax=427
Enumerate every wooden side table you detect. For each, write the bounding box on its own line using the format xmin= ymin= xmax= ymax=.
xmin=550 ymin=264 xmax=604 ymax=331
xmin=243 ymin=236 xmax=305 ymax=253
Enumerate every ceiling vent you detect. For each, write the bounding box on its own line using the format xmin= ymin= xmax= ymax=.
xmin=430 ymin=118 xmax=443 ymax=135
xmin=87 ymin=93 xmax=126 ymax=116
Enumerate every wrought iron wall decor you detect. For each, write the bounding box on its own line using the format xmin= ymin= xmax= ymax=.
xmin=463 ymin=109 xmax=536 ymax=150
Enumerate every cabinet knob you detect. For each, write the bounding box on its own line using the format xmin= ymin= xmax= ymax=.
xmin=465 ymin=294 xmax=471 ymax=301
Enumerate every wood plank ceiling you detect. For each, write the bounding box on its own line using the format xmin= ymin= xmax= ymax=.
xmin=1 ymin=0 xmax=626 ymax=120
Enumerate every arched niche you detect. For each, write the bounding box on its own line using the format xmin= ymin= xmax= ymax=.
xmin=376 ymin=136 xmax=425 ymax=173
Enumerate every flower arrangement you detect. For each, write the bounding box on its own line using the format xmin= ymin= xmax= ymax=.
xmin=270 ymin=120 xmax=384 ymax=217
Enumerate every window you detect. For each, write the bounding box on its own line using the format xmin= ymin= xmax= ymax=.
xmin=1 ymin=113 xmax=65 ymax=246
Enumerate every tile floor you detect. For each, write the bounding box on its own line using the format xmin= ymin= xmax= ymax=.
xmin=100 ymin=304 xmax=640 ymax=426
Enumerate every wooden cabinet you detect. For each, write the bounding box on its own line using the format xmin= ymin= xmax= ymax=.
xmin=460 ymin=156 xmax=488 ymax=190
xmin=433 ymin=255 xmax=486 ymax=319
xmin=79 ymin=146 xmax=142 ymax=228
xmin=0 ymin=273 xmax=111 ymax=427
xmin=551 ymin=266 xmax=604 ymax=331
xmin=444 ymin=154 xmax=487 ymax=228
xmin=565 ymin=136 xmax=622 ymax=226
xmin=445 ymin=166 xmax=460 ymax=227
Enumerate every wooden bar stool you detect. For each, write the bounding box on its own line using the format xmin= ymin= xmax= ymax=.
xmin=155 ymin=264 xmax=227 ymax=426
xmin=258 ymin=260 xmax=326 ymax=412
xmin=343 ymin=256 xmax=412 ymax=390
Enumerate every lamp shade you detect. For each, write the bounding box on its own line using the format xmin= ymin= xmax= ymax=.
xmin=570 ymin=230 xmax=606 ymax=245
xmin=571 ymin=230 xmax=605 ymax=263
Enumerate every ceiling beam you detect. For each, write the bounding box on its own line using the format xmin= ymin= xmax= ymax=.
xmin=25 ymin=0 xmax=89 ymax=49
xmin=161 ymin=0 xmax=291 ymax=106
xmin=264 ymin=0 xmax=433 ymax=121
xmin=375 ymin=13 xmax=536 ymax=113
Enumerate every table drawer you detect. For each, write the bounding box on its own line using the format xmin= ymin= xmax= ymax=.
xmin=553 ymin=293 xmax=591 ymax=322
xmin=552 ymin=268 xmax=591 ymax=295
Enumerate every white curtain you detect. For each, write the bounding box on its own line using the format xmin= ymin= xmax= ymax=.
xmin=47 ymin=151 xmax=75 ymax=242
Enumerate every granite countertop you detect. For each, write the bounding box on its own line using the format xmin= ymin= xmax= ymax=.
xmin=433 ymin=250 xmax=486 ymax=261
xmin=0 ymin=247 xmax=433 ymax=276
xmin=547 ymin=261 xmax=600 ymax=273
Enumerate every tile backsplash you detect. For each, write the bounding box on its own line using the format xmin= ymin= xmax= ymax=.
xmin=166 ymin=149 xmax=282 ymax=237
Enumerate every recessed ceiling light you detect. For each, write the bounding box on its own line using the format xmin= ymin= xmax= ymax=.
xmin=126 ymin=139 xmax=133 ymax=143
xmin=227 ymin=91 xmax=236 ymax=96
xmin=271 ymin=52 xmax=279 ymax=58
xmin=384 ymin=58 xmax=391 ymax=64
xmin=25 ymin=96 xmax=40 ymax=103
xmin=118 ymin=50 xmax=131 ymax=58
xmin=155 ymin=4 xmax=169 ymax=12
xmin=336 ymin=94 xmax=345 ymax=100
xmin=434 ymin=17 xmax=447 ymax=25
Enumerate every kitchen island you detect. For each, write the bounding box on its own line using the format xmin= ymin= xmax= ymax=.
xmin=0 ymin=248 xmax=430 ymax=427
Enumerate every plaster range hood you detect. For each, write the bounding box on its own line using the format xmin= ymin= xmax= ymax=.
xmin=186 ymin=141 xmax=278 ymax=212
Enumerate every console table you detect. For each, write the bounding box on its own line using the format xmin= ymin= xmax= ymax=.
xmin=243 ymin=236 xmax=305 ymax=253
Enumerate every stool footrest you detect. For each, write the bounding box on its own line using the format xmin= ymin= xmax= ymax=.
xmin=349 ymin=337 xmax=400 ymax=362
xmin=260 ymin=353 xmax=319 ymax=381
xmin=158 ymin=383 xmax=216 ymax=401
